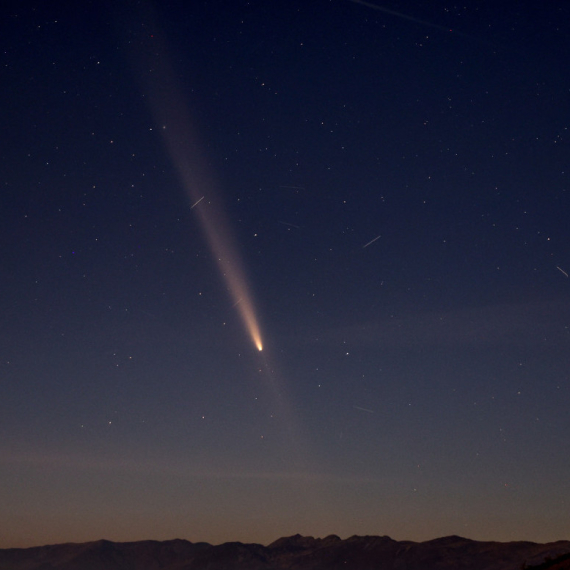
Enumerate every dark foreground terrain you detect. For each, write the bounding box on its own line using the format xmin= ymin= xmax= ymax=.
xmin=1 ymin=534 xmax=570 ymax=570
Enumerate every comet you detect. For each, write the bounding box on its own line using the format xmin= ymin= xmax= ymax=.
xmin=131 ymin=21 xmax=264 ymax=352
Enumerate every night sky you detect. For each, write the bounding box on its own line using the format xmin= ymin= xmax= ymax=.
xmin=2 ymin=0 xmax=570 ymax=549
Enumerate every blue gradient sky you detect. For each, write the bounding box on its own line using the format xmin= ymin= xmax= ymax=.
xmin=1 ymin=0 xmax=569 ymax=548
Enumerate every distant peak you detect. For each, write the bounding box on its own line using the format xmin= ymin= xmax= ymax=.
xmin=268 ymin=534 xmax=317 ymax=549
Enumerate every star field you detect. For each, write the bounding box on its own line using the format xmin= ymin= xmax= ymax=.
xmin=1 ymin=0 xmax=569 ymax=548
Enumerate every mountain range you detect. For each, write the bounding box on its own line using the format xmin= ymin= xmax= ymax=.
xmin=1 ymin=534 xmax=570 ymax=570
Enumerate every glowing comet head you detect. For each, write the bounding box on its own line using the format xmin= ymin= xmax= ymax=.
xmin=236 ymin=298 xmax=263 ymax=352
xmin=225 ymin=270 xmax=264 ymax=351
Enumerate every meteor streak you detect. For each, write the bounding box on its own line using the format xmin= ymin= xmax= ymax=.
xmin=348 ymin=0 xmax=453 ymax=32
xmin=363 ymin=234 xmax=382 ymax=248
xmin=353 ymin=405 xmax=374 ymax=413
xmin=347 ymin=0 xmax=490 ymax=45
xmin=190 ymin=196 xmax=204 ymax=209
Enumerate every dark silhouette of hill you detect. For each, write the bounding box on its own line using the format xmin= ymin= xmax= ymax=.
xmin=1 ymin=534 xmax=569 ymax=570
xmin=526 ymin=552 xmax=570 ymax=570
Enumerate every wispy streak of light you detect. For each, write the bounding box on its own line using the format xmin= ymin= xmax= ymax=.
xmin=132 ymin=18 xmax=263 ymax=351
